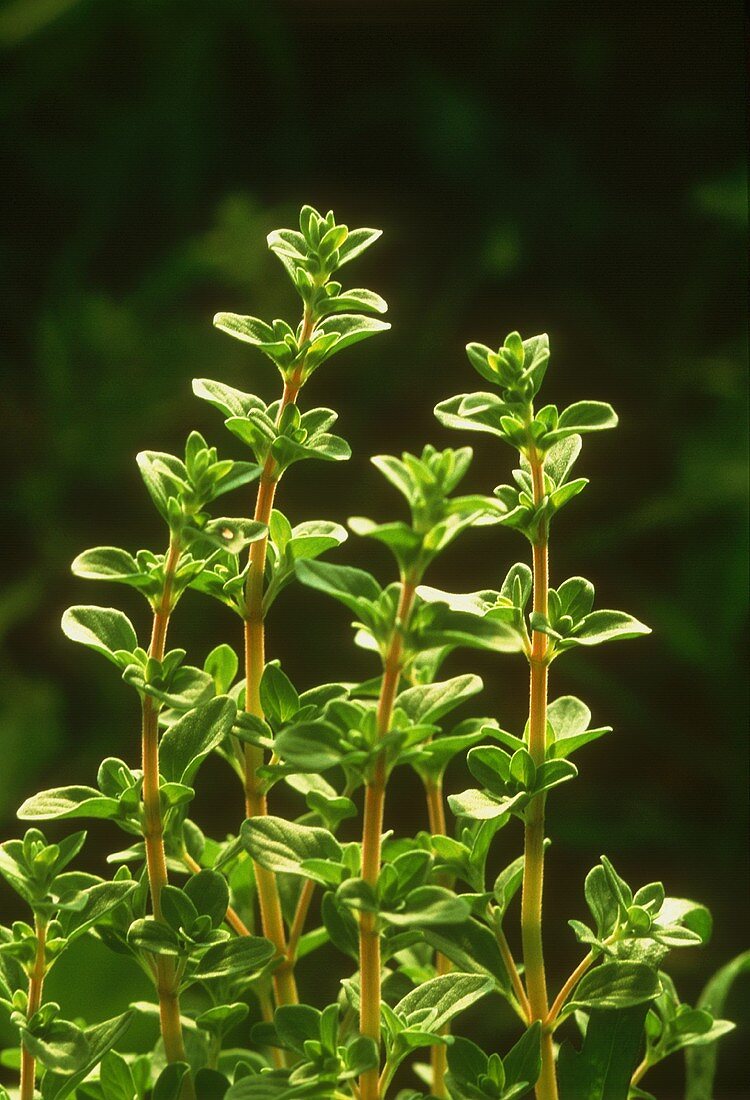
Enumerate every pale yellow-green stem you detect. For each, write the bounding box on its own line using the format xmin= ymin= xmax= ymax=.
xmin=490 ymin=908 xmax=532 ymax=1023
xmin=241 ymin=311 xmax=313 ymax=1010
xmin=359 ymin=580 xmax=417 ymax=1100
xmin=630 ymin=1055 xmax=650 ymax=1087
xmin=520 ymin=451 xmax=558 ymax=1100
xmin=545 ymin=950 xmax=595 ymax=1030
xmin=19 ymin=915 xmax=47 ymax=1100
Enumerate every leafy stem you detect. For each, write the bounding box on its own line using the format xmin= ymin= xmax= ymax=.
xmin=18 ymin=913 xmax=46 ymax=1100
xmin=520 ymin=445 xmax=558 ymax=1100
xmin=141 ymin=536 xmax=195 ymax=1098
xmin=241 ymin=307 xmax=314 ymax=1010
xmin=359 ymin=577 xmax=417 ymax=1100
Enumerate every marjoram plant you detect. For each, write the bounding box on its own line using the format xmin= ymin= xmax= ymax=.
xmin=1 ymin=207 xmax=745 ymax=1100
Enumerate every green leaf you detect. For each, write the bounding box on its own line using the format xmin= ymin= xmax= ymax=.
xmin=61 ymin=606 xmax=137 ymax=665
xmin=425 ymin=919 xmax=512 ymax=990
xmin=98 ymin=1051 xmax=137 ymax=1100
xmin=395 ymin=973 xmax=493 ymax=1032
xmin=40 ymin=1011 xmax=134 ymax=1100
xmin=445 ymin=1036 xmax=489 ymax=1097
xmin=192 ymin=377 xmax=266 ymax=419
xmin=545 ymin=435 xmax=582 ymax=485
xmin=152 ymin=1063 xmax=190 ymax=1100
xmin=336 ymin=226 xmax=382 ymax=266
xmin=535 ymin=758 xmax=577 ymax=794
xmin=685 ymin=950 xmax=750 ymax=1100
xmin=548 ymin=696 xmax=612 ymax=759
xmin=204 ymin=644 xmax=239 ymax=694
xmin=312 ymin=314 xmax=391 ymax=366
xmin=58 ymin=880 xmax=136 ymax=942
xmin=192 ymin=935 xmax=275 ymax=981
xmin=504 ymin=1021 xmax=542 ymax=1093
xmin=274 ymin=1004 xmax=321 ymax=1054
xmin=224 ymin=1075 xmax=314 ymax=1099
xmin=136 ymin=451 xmax=187 ymax=520
xmin=558 ymin=1005 xmax=649 ymax=1100
xmin=273 ymin=721 xmax=343 ymax=772
xmin=656 ymin=897 xmax=712 ymax=945
xmin=343 ymin=1034 xmax=379 ymax=1078
xmin=71 ymin=547 xmax=152 ymax=590
xmin=448 ymin=789 xmax=523 ymax=821
xmin=295 ymin=559 xmax=381 ymax=614
xmin=240 ymin=816 xmax=343 ymax=876
xmin=196 ymin=1002 xmax=249 ymax=1039
xmin=569 ymin=611 xmax=651 ymax=647
xmin=193 ymin=1069 xmax=231 ymax=1099
xmin=319 ymin=288 xmax=387 ymax=316
xmin=321 ymin=892 xmax=359 ymax=960
xmin=212 ymin=313 xmax=289 ymax=360
xmin=381 ymin=887 xmax=470 ymax=928
xmin=159 ymin=697 xmax=236 ymax=785
xmin=184 ymin=870 xmax=229 ymax=927
xmin=585 ymin=865 xmax=619 ymax=939
xmin=396 ymin=676 xmax=483 ymax=725
xmin=18 ymin=787 xmax=120 ymax=822
xmin=554 ymin=401 xmax=618 ymax=435
xmin=567 ymin=962 xmax=661 ymax=1012
xmin=22 ymin=1019 xmax=88 ymax=1072
xmin=260 ymin=663 xmax=300 ymax=726
xmin=434 ymin=391 xmax=508 ymax=439
xmin=197 ymin=517 xmax=267 ymax=554
xmin=467 ymin=745 xmax=511 ymax=793
xmin=348 ymin=516 xmax=422 ymax=574
xmin=493 ymin=853 xmax=526 ymax=915
xmin=127 ymin=918 xmax=180 ymax=957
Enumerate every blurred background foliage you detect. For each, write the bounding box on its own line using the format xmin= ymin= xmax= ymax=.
xmin=0 ymin=0 xmax=747 ymax=1094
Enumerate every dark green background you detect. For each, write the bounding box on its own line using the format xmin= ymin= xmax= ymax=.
xmin=1 ymin=1 xmax=747 ymax=1095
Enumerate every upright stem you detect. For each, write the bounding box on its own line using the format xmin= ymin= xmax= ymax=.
xmin=521 ymin=452 xmax=558 ymax=1100
xmin=359 ymin=580 xmax=417 ymax=1100
xmin=142 ymin=539 xmax=195 ymax=1099
xmin=242 ymin=374 xmax=303 ymax=1010
xmin=19 ymin=915 xmax=46 ymax=1100
xmin=241 ymin=309 xmax=314 ymax=1008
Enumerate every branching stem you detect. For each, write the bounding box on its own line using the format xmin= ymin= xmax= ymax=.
xmin=544 ymin=950 xmax=595 ymax=1031
xmin=359 ymin=579 xmax=417 ymax=1100
xmin=286 ymin=878 xmax=316 ymax=964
